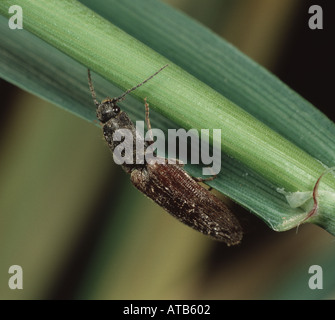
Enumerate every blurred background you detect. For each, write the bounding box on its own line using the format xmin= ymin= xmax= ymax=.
xmin=0 ymin=0 xmax=334 ymax=299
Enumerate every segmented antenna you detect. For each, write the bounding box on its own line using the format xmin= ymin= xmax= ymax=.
xmin=88 ymin=64 xmax=168 ymax=107
xmin=116 ymin=64 xmax=168 ymax=102
xmin=87 ymin=69 xmax=99 ymax=107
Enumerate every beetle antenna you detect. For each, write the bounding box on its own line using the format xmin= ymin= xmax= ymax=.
xmin=116 ymin=64 xmax=168 ymax=102
xmin=87 ymin=69 xmax=100 ymax=107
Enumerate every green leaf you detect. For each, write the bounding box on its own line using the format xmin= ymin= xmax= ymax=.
xmin=0 ymin=0 xmax=335 ymax=234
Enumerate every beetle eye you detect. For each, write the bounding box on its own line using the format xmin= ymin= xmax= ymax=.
xmin=112 ymin=105 xmax=120 ymax=113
